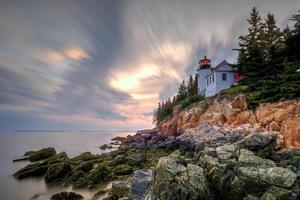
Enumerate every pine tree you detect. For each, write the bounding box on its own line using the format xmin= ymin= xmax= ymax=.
xmin=237 ymin=7 xmax=266 ymax=77
xmin=285 ymin=10 xmax=300 ymax=61
xmin=152 ymin=108 xmax=157 ymax=125
xmin=187 ymin=75 xmax=194 ymax=97
xmin=236 ymin=7 xmax=266 ymax=87
xmin=238 ymin=7 xmax=263 ymax=50
xmin=177 ymin=80 xmax=187 ymax=101
xmin=193 ymin=74 xmax=198 ymax=95
xmin=263 ymin=13 xmax=282 ymax=60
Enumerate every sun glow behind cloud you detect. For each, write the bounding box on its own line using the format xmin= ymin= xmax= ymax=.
xmin=0 ymin=0 xmax=299 ymax=131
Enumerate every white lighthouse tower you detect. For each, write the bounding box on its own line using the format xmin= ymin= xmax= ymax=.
xmin=196 ymin=56 xmax=211 ymax=96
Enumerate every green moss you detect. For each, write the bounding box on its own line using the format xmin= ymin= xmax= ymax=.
xmin=45 ymin=162 xmax=72 ymax=184
xmin=14 ymin=161 xmax=48 ymax=179
xmin=71 ymin=152 xmax=100 ymax=162
xmin=114 ymin=164 xmax=132 ymax=176
xmin=28 ymin=147 xmax=56 ymax=162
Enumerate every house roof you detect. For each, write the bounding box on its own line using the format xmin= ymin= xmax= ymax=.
xmin=205 ymin=60 xmax=235 ymax=78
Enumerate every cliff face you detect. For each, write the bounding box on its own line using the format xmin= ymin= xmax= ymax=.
xmin=157 ymin=94 xmax=300 ymax=148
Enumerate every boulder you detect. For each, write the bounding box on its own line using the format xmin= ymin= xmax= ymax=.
xmin=50 ymin=192 xmax=83 ymax=200
xmin=235 ymin=131 xmax=278 ymax=157
xmin=153 ymin=156 xmax=210 ymax=200
xmin=14 ymin=161 xmax=48 ymax=179
xmin=128 ymin=153 xmax=146 ymax=164
xmin=238 ymin=166 xmax=297 ymax=188
xmin=215 ymin=144 xmax=238 ymax=160
xmin=130 ymin=169 xmax=152 ymax=200
xmin=86 ymin=165 xmax=110 ymax=187
xmin=100 ymin=144 xmax=110 ymax=150
xmin=71 ymin=152 xmax=100 ymax=162
xmin=260 ymin=186 xmax=297 ymax=200
xmin=28 ymin=147 xmax=56 ymax=161
xmin=237 ymin=149 xmax=276 ymax=168
xmin=45 ymin=162 xmax=72 ymax=183
xmin=113 ymin=164 xmax=132 ymax=176
xmin=112 ymin=178 xmax=132 ymax=198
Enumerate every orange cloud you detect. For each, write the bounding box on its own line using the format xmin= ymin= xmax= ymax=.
xmin=64 ymin=48 xmax=89 ymax=60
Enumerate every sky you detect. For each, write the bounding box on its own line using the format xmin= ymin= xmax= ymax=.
xmin=0 ymin=0 xmax=299 ymax=131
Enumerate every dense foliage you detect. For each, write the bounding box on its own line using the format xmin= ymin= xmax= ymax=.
xmin=236 ymin=7 xmax=300 ymax=106
xmin=153 ymin=74 xmax=204 ymax=125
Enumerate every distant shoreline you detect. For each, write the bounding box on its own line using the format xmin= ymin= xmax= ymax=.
xmin=13 ymin=130 xmax=137 ymax=133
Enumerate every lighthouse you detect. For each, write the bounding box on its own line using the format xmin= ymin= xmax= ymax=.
xmin=196 ymin=56 xmax=211 ymax=96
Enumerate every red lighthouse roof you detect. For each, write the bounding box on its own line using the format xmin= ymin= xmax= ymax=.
xmin=198 ymin=56 xmax=211 ymax=70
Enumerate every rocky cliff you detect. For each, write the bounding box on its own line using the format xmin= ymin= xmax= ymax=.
xmin=157 ymin=94 xmax=300 ymax=148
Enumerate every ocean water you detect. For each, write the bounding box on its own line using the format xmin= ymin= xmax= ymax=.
xmin=0 ymin=131 xmax=134 ymax=200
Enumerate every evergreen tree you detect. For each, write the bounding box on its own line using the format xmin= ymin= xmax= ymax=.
xmin=193 ymin=74 xmax=198 ymax=95
xmin=177 ymin=80 xmax=187 ymax=101
xmin=237 ymin=7 xmax=265 ymax=78
xmin=285 ymin=10 xmax=300 ymax=61
xmin=263 ymin=13 xmax=282 ymax=61
xmin=187 ymin=75 xmax=194 ymax=97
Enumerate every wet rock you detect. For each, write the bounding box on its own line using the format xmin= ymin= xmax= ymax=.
xmin=86 ymin=165 xmax=111 ymax=188
xmin=112 ymin=178 xmax=132 ymax=198
xmin=50 ymin=192 xmax=83 ymax=200
xmin=114 ymin=164 xmax=132 ymax=176
xmin=235 ymin=131 xmax=278 ymax=151
xmin=28 ymin=147 xmax=56 ymax=161
xmin=103 ymin=195 xmax=118 ymax=200
xmin=24 ymin=151 xmax=35 ymax=156
xmin=238 ymin=166 xmax=297 ymax=188
xmin=92 ymin=189 xmax=107 ymax=200
xmin=153 ymin=155 xmax=210 ymax=200
xmin=14 ymin=161 xmax=48 ymax=179
xmin=237 ymin=149 xmax=276 ymax=168
xmin=71 ymin=152 xmax=100 ymax=162
xmin=113 ymin=155 xmax=128 ymax=165
xmin=130 ymin=169 xmax=152 ymax=200
xmin=112 ymin=136 xmax=127 ymax=141
xmin=260 ymin=186 xmax=297 ymax=200
xmin=215 ymin=144 xmax=238 ymax=160
xmin=128 ymin=152 xmax=146 ymax=165
xmin=12 ymin=157 xmax=29 ymax=162
xmin=100 ymin=144 xmax=110 ymax=150
xmin=45 ymin=162 xmax=72 ymax=184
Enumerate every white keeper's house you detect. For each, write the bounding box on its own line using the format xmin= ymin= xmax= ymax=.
xmin=196 ymin=56 xmax=242 ymax=97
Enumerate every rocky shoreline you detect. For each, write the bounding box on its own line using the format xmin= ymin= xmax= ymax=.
xmin=13 ymin=124 xmax=300 ymax=200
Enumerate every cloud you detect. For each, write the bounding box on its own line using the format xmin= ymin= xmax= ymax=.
xmin=0 ymin=0 xmax=299 ymax=131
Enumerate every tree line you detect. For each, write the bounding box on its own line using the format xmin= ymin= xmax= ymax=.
xmin=153 ymin=74 xmax=203 ymax=125
xmin=236 ymin=7 xmax=300 ymax=105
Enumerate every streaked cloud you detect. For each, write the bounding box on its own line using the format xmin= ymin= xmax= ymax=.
xmin=0 ymin=0 xmax=299 ymax=131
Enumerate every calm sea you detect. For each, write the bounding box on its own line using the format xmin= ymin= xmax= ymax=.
xmin=0 ymin=131 xmax=134 ymax=200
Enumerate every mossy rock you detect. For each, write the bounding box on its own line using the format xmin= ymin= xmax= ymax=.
xmin=112 ymin=180 xmax=131 ymax=198
xmin=85 ymin=165 xmax=111 ymax=188
xmin=28 ymin=147 xmax=56 ymax=162
xmin=71 ymin=152 xmax=100 ymax=162
xmin=48 ymin=152 xmax=69 ymax=165
xmin=74 ymin=161 xmax=94 ymax=173
xmin=45 ymin=162 xmax=72 ymax=183
xmin=50 ymin=191 xmax=83 ymax=200
xmin=260 ymin=186 xmax=297 ymax=200
xmin=114 ymin=164 xmax=133 ymax=176
xmin=92 ymin=189 xmax=107 ymax=200
xmin=14 ymin=161 xmax=48 ymax=179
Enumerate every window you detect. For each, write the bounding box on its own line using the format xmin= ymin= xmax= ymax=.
xmin=207 ymin=79 xmax=209 ymax=85
xmin=222 ymin=73 xmax=227 ymax=81
xmin=212 ymin=74 xmax=214 ymax=82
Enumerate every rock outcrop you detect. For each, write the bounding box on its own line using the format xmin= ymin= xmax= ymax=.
xmin=147 ymin=140 xmax=299 ymax=200
xmin=152 ymin=151 xmax=210 ymax=200
xmin=157 ymin=94 xmax=300 ymax=148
